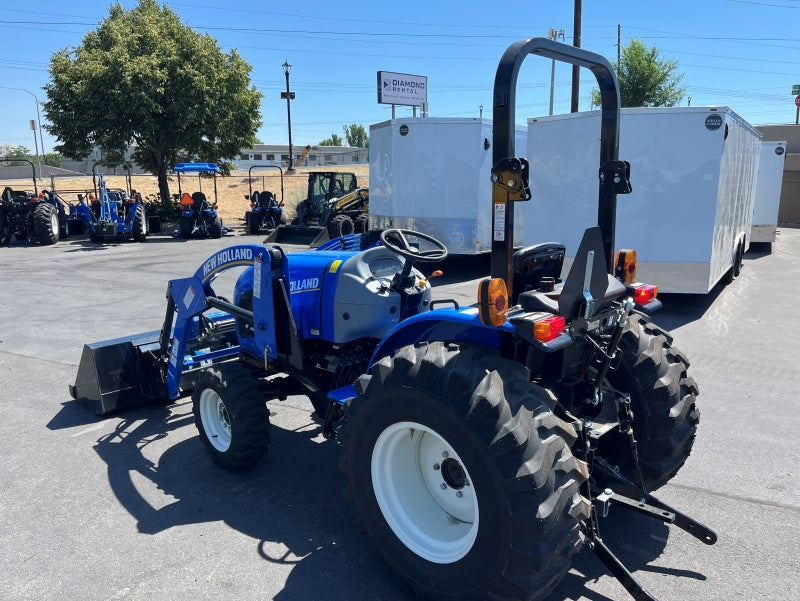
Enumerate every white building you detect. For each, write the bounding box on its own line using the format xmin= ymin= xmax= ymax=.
xmin=234 ymin=144 xmax=369 ymax=170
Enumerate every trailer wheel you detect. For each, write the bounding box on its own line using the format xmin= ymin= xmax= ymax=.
xmin=132 ymin=205 xmax=147 ymax=242
xmin=210 ymin=216 xmax=223 ymax=238
xmin=327 ymin=214 xmax=354 ymax=238
xmin=34 ymin=202 xmax=59 ymax=245
xmin=597 ymin=315 xmax=699 ymax=492
xmin=354 ymin=213 xmax=370 ymax=233
xmin=340 ymin=341 xmax=589 ymax=601
xmin=192 ymin=363 xmax=270 ymax=471
xmin=733 ymin=240 xmax=744 ymax=278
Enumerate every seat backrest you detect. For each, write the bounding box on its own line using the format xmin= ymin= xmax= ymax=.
xmin=258 ymin=191 xmax=275 ymax=207
xmin=191 ymin=192 xmax=207 ymax=210
xmin=512 ymin=242 xmax=565 ymax=305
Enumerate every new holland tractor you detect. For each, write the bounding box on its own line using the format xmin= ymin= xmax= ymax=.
xmin=0 ymin=158 xmax=66 ymax=246
xmin=69 ymin=171 xmax=147 ymax=243
xmin=69 ymin=39 xmax=714 ymax=601
xmin=173 ymin=162 xmax=225 ymax=239
xmin=244 ymin=165 xmax=285 ymax=235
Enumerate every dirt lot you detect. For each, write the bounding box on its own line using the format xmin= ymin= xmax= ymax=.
xmin=1 ymin=165 xmax=369 ymax=227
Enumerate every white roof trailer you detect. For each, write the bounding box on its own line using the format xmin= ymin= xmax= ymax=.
xmin=369 ymin=118 xmax=526 ymax=254
xmin=751 ymin=141 xmax=786 ymax=246
xmin=523 ymin=106 xmax=761 ymax=293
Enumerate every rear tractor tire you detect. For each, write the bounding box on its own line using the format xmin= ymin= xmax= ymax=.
xmin=210 ymin=216 xmax=223 ymax=239
xmin=34 ymin=202 xmax=59 ymax=245
xmin=192 ymin=363 xmax=270 ymax=471
xmin=179 ymin=216 xmax=193 ymax=239
xmin=596 ymin=314 xmax=700 ymax=492
xmin=0 ymin=206 xmax=11 ymax=246
xmin=132 ymin=205 xmax=147 ymax=242
xmin=248 ymin=211 xmax=261 ymax=235
xmin=340 ymin=341 xmax=589 ymax=601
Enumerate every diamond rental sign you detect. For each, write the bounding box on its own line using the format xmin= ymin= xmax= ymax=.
xmin=377 ymin=71 xmax=428 ymax=106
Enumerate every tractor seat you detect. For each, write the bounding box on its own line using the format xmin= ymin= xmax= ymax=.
xmin=257 ymin=191 xmax=275 ymax=208
xmin=512 ymin=242 xmax=565 ymax=306
xmin=191 ymin=192 xmax=208 ymax=211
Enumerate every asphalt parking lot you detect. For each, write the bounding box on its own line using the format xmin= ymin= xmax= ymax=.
xmin=1 ymin=227 xmax=798 ymax=601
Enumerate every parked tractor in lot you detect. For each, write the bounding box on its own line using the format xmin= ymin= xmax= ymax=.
xmin=244 ymin=165 xmax=285 ymax=235
xmin=174 ymin=162 xmax=225 ymax=239
xmin=0 ymin=158 xmax=66 ymax=246
xmin=265 ymin=170 xmax=369 ymax=245
xmin=69 ymin=172 xmax=147 ymax=243
xmin=70 ymin=38 xmax=714 ymax=601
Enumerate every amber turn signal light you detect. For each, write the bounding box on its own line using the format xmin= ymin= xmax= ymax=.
xmin=478 ymin=278 xmax=508 ymax=326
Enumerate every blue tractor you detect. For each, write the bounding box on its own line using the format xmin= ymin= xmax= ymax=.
xmin=244 ymin=165 xmax=285 ymax=235
xmin=174 ymin=162 xmax=225 ymax=239
xmin=69 ymin=39 xmax=715 ymax=601
xmin=69 ymin=164 xmax=147 ymax=243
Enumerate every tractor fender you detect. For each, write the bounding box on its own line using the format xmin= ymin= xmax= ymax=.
xmin=368 ymin=307 xmax=515 ymax=368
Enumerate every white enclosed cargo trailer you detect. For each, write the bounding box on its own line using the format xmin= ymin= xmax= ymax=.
xmin=523 ymin=106 xmax=761 ymax=293
xmin=751 ymin=141 xmax=786 ymax=246
xmin=369 ymin=118 xmax=526 ymax=254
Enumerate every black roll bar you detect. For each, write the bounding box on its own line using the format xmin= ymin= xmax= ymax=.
xmin=491 ymin=37 xmax=623 ymax=284
xmin=0 ymin=158 xmax=38 ymax=195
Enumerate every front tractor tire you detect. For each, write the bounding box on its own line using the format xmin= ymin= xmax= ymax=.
xmin=192 ymin=363 xmax=270 ymax=471
xmin=34 ymin=202 xmax=59 ymax=245
xmin=340 ymin=342 xmax=589 ymax=601
xmin=598 ymin=315 xmax=700 ymax=492
xmin=327 ymin=214 xmax=354 ymax=238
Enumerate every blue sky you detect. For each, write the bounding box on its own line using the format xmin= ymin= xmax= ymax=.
xmin=1 ymin=0 xmax=798 ymax=154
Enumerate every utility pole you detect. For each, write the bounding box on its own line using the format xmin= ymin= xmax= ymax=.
xmin=617 ymin=24 xmax=622 ymax=67
xmin=548 ymin=27 xmax=566 ymax=115
xmin=571 ymin=0 xmax=583 ymax=112
xmin=281 ymin=61 xmax=296 ymax=174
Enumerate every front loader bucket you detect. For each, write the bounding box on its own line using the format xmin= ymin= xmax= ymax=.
xmin=69 ymin=331 xmax=165 ymax=415
xmin=263 ymin=224 xmax=326 ymax=246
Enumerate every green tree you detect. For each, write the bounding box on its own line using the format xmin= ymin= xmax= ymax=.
xmin=591 ymin=38 xmax=686 ymax=108
xmin=342 ymin=123 xmax=369 ymax=148
xmin=319 ymin=133 xmax=343 ymax=146
xmin=43 ymin=0 xmax=261 ymax=201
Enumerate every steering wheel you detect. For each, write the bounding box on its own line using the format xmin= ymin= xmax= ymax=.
xmin=379 ymin=228 xmax=448 ymax=263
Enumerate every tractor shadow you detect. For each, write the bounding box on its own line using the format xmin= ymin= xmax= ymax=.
xmin=49 ymin=397 xmax=706 ymax=601
xmin=80 ymin=398 xmax=409 ymax=600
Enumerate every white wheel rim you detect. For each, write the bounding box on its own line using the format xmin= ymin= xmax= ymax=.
xmin=50 ymin=211 xmax=59 ymax=236
xmin=371 ymin=421 xmax=478 ymax=564
xmin=199 ymin=388 xmax=232 ymax=452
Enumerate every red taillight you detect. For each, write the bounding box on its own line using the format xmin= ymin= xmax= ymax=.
xmin=533 ymin=314 xmax=566 ymax=342
xmin=634 ymin=284 xmax=658 ymax=305
xmin=250 ymin=201 xmax=255 ymax=208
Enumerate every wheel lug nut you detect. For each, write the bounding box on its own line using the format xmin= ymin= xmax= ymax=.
xmin=456 ymin=491 xmax=463 ymax=498
xmin=442 ymin=451 xmax=449 ymax=458
xmin=440 ymin=483 xmax=447 ymax=490
xmin=433 ymin=463 xmax=440 ymax=471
